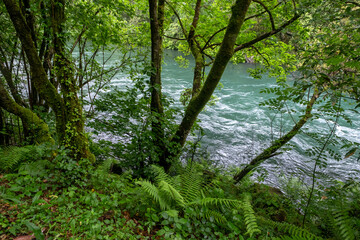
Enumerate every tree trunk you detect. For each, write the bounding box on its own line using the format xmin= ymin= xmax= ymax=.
xmin=188 ymin=0 xmax=203 ymax=97
xmin=0 ymin=109 xmax=5 ymax=146
xmin=233 ymin=90 xmax=320 ymax=183
xmin=0 ymin=80 xmax=54 ymax=144
xmin=3 ymin=0 xmax=94 ymax=162
xmin=169 ymin=0 xmax=253 ymax=153
xmin=149 ymin=0 xmax=169 ymax=170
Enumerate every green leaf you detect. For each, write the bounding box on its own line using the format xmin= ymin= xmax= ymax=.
xmin=344 ymin=148 xmax=357 ymax=159
xmin=25 ymin=221 xmax=45 ymax=240
xmin=32 ymin=191 xmax=43 ymax=204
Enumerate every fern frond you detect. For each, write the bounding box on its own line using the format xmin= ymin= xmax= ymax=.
xmin=0 ymin=146 xmax=27 ymax=172
xmin=180 ymin=164 xmax=203 ymax=203
xmin=204 ymin=209 xmax=227 ymax=224
xmin=0 ymin=145 xmax=48 ymax=173
xmin=18 ymin=160 xmax=49 ymax=176
xmin=98 ymin=158 xmax=116 ymax=174
xmin=136 ymin=180 xmax=169 ymax=210
xmin=189 ymin=197 xmax=241 ymax=209
xmin=260 ymin=217 xmax=322 ymax=240
xmin=151 ymin=165 xmax=173 ymax=185
xmin=158 ymin=180 xmax=185 ymax=208
xmin=333 ymin=209 xmax=355 ymax=240
xmin=241 ymin=194 xmax=261 ymax=237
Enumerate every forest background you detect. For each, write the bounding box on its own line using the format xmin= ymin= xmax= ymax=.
xmin=0 ymin=0 xmax=359 ymax=239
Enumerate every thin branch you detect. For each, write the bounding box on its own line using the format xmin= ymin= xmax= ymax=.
xmin=70 ymin=7 xmax=103 ymax=53
xmin=202 ymin=27 xmax=226 ymax=51
xmin=165 ymin=0 xmax=188 ymax=38
xmin=234 ymin=14 xmax=300 ymax=53
xmin=244 ymin=1 xmax=282 ymax=22
xmin=291 ymin=0 xmax=297 ymax=12
xmin=164 ymin=35 xmax=186 ymax=40
xmin=302 ymin=96 xmax=341 ymax=227
xmin=251 ymin=45 xmax=270 ymax=66
xmin=253 ymin=0 xmax=276 ymax=30
xmin=188 ymin=0 xmax=202 ymax=41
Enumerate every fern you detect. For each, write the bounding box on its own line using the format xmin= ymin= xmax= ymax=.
xmin=158 ymin=180 xmax=185 ymax=208
xmin=136 ymin=163 xmax=261 ymax=238
xmin=242 ymin=194 xmax=261 ymax=237
xmin=260 ymin=217 xmax=322 ymax=240
xmin=204 ymin=209 xmax=227 ymax=224
xmin=332 ymin=209 xmax=355 ymax=240
xmin=151 ymin=165 xmax=175 ymax=186
xmin=136 ymin=180 xmax=169 ymax=210
xmin=180 ymin=164 xmax=203 ymax=203
xmin=0 ymin=144 xmax=49 ymax=173
xmin=271 ymin=236 xmax=318 ymax=240
xmin=190 ymin=197 xmax=241 ymax=209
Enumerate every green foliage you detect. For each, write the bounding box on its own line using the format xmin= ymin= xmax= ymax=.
xmin=260 ymin=218 xmax=322 ymax=240
xmin=136 ymin=164 xmax=260 ymax=238
xmin=332 ymin=209 xmax=356 ymax=240
xmin=242 ymin=194 xmax=261 ymax=237
xmin=51 ymin=146 xmax=93 ymax=187
xmin=0 ymin=171 xmax=144 ymax=239
xmin=0 ymin=144 xmax=52 ymax=173
xmin=89 ymin=74 xmax=178 ymax=177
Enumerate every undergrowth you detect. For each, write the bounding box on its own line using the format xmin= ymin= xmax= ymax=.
xmin=0 ymin=145 xmax=359 ymax=239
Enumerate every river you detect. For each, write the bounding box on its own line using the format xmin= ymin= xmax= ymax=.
xmin=107 ymin=50 xmax=360 ymax=185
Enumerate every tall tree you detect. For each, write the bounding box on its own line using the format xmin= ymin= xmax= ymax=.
xmin=3 ymin=0 xmax=94 ymax=161
xmin=149 ymin=0 xmax=170 ymax=169
xmin=163 ymin=0 xmax=300 ymax=160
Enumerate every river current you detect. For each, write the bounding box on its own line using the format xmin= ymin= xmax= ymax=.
xmin=107 ymin=50 xmax=360 ymax=185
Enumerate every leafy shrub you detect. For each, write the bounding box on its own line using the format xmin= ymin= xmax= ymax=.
xmin=88 ymin=76 xmax=179 ymax=177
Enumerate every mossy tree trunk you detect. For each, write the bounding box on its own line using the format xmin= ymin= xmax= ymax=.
xmin=233 ymin=90 xmax=320 ymax=183
xmin=149 ymin=0 xmax=169 ymax=170
xmin=0 ymin=109 xmax=5 ymax=145
xmin=3 ymin=0 xmax=94 ymax=162
xmin=167 ymin=0 xmax=253 ymax=155
xmin=0 ymin=79 xmax=54 ymax=144
xmin=50 ymin=0 xmax=94 ymax=162
xmin=187 ymin=0 xmax=203 ymax=97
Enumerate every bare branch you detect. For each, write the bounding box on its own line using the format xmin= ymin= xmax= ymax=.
xmin=165 ymin=0 xmax=188 ymax=38
xmin=234 ymin=14 xmax=300 ymax=53
xmin=244 ymin=1 xmax=282 ymax=22
xmin=251 ymin=45 xmax=270 ymax=66
xmin=202 ymin=27 xmax=226 ymax=51
xmin=253 ymin=0 xmax=276 ymax=30
xmin=164 ymin=35 xmax=186 ymax=40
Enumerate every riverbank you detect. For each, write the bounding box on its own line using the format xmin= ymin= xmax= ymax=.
xmin=1 ymin=157 xmax=359 ymax=239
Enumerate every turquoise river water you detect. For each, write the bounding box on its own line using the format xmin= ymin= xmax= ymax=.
xmin=102 ymin=50 xmax=360 ymax=185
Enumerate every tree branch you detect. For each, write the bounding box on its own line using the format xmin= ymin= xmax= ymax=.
xmin=253 ymin=0 xmax=275 ymax=30
xmin=165 ymin=0 xmax=188 ymax=38
xmin=234 ymin=14 xmax=300 ymax=53
xmin=233 ymin=89 xmax=320 ymax=183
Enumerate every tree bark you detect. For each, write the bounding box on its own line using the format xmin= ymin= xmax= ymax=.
xmin=188 ymin=0 xmax=203 ymax=97
xmin=3 ymin=0 xmax=94 ymax=161
xmin=149 ymin=0 xmax=169 ymax=170
xmin=0 ymin=109 xmax=5 ymax=146
xmin=0 ymin=60 xmax=28 ymax=108
xmin=50 ymin=0 xmax=94 ymax=162
xmin=0 ymin=79 xmax=54 ymax=144
xmin=233 ymin=89 xmax=320 ymax=183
